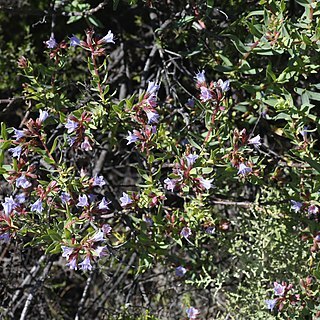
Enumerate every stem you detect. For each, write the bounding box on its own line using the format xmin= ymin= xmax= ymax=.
xmin=91 ymin=53 xmax=103 ymax=99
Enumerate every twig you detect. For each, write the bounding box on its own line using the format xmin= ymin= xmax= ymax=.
xmin=19 ymin=259 xmax=52 ymax=320
xmin=74 ymin=270 xmax=94 ymax=320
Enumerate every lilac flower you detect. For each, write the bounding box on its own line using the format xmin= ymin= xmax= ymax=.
xmin=300 ymin=126 xmax=308 ymax=141
xmin=195 ymin=70 xmax=206 ymax=84
xmin=91 ymin=229 xmax=105 ymax=242
xmin=180 ymin=227 xmax=192 ymax=239
xmin=38 ymin=109 xmax=49 ymax=123
xmin=315 ymin=234 xmax=320 ymax=242
xmin=290 ymin=200 xmax=302 ymax=213
xmin=100 ymin=30 xmax=115 ymax=44
xmin=248 ymin=134 xmax=261 ymax=147
xmin=13 ymin=128 xmax=25 ymax=141
xmin=217 ymin=79 xmax=230 ymax=92
xmin=186 ymin=98 xmax=195 ymax=108
xmin=186 ymin=307 xmax=200 ymax=319
xmin=16 ymin=175 xmax=32 ymax=189
xmin=70 ymin=35 xmax=80 ymax=47
xmin=146 ymin=81 xmax=160 ymax=96
xmin=164 ymin=178 xmax=177 ymax=192
xmin=78 ymin=256 xmax=93 ymax=271
xmin=175 ymin=266 xmax=187 ymax=277
xmin=45 ymin=36 xmax=57 ymax=49
xmin=198 ymin=177 xmax=212 ymax=190
xmin=144 ymin=217 xmax=153 ymax=226
xmin=274 ymin=282 xmax=285 ymax=296
xmin=237 ymin=163 xmax=252 ymax=176
xmin=102 ymin=224 xmax=112 ymax=235
xmin=77 ymin=194 xmax=89 ymax=207
xmin=65 ymin=119 xmax=78 ymax=133
xmin=31 ymin=199 xmax=43 ymax=213
xmin=61 ymin=246 xmax=74 ymax=260
xmin=15 ymin=193 xmax=26 ymax=204
xmin=98 ymin=197 xmax=111 ymax=210
xmin=200 ymin=86 xmax=212 ymax=102
xmin=81 ymin=137 xmax=92 ymax=151
xmin=308 ymin=205 xmax=319 ymax=215
xmin=120 ymin=192 xmax=133 ymax=207
xmin=126 ymin=131 xmax=139 ymax=145
xmin=2 ymin=196 xmax=17 ymax=216
xmin=0 ymin=232 xmax=10 ymax=243
xmin=67 ymin=136 xmax=76 ymax=147
xmin=8 ymin=146 xmax=22 ymax=160
xmin=205 ymin=226 xmax=216 ymax=235
xmin=186 ymin=154 xmax=198 ymax=167
xmin=66 ymin=257 xmax=78 ymax=270
xmin=92 ymin=175 xmax=106 ymax=187
xmin=146 ymin=110 xmax=160 ymax=124
xmin=92 ymin=246 xmax=108 ymax=258
xmin=61 ymin=192 xmax=71 ymax=204
xmin=265 ymin=299 xmax=277 ymax=311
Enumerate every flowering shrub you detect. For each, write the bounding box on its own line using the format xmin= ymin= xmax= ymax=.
xmin=0 ymin=0 xmax=320 ymax=319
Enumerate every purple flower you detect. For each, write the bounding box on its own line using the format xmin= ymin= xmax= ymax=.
xmin=61 ymin=192 xmax=71 ymax=204
xmin=175 ymin=266 xmax=187 ymax=277
xmin=92 ymin=246 xmax=108 ymax=258
xmin=0 ymin=232 xmax=10 ymax=243
xmin=13 ymin=128 xmax=25 ymax=141
xmin=237 ymin=163 xmax=252 ymax=176
xmin=290 ymin=200 xmax=303 ymax=213
xmin=164 ymin=178 xmax=177 ymax=192
xmin=217 ymin=79 xmax=230 ymax=92
xmin=200 ymin=86 xmax=212 ymax=102
xmin=38 ymin=109 xmax=49 ymax=123
xmin=78 ymin=256 xmax=93 ymax=271
xmin=61 ymin=246 xmax=74 ymax=259
xmin=70 ymin=35 xmax=80 ymax=47
xmin=8 ymin=146 xmax=22 ymax=160
xmin=2 ymin=196 xmax=17 ymax=216
xmin=146 ymin=110 xmax=159 ymax=124
xmin=77 ymin=194 xmax=89 ymax=207
xmin=92 ymin=175 xmax=106 ymax=187
xmin=65 ymin=119 xmax=78 ymax=133
xmin=274 ymin=282 xmax=285 ymax=296
xmin=120 ymin=192 xmax=133 ymax=207
xmin=81 ymin=137 xmax=92 ymax=151
xmin=300 ymin=126 xmax=308 ymax=141
xmin=195 ymin=70 xmax=206 ymax=84
xmin=102 ymin=224 xmax=112 ymax=235
xmin=45 ymin=36 xmax=57 ymax=49
xmin=15 ymin=193 xmax=26 ymax=204
xmin=146 ymin=81 xmax=160 ymax=96
xmin=66 ymin=257 xmax=78 ymax=270
xmin=308 ymin=205 xmax=319 ymax=215
xmin=100 ymin=30 xmax=115 ymax=44
xmin=126 ymin=131 xmax=139 ymax=145
xmin=265 ymin=299 xmax=277 ymax=311
xmin=186 ymin=154 xmax=198 ymax=167
xmin=31 ymin=199 xmax=43 ymax=213
xmin=91 ymin=229 xmax=105 ymax=242
xmin=16 ymin=175 xmax=32 ymax=189
xmin=248 ymin=134 xmax=261 ymax=147
xmin=186 ymin=307 xmax=200 ymax=319
xmin=205 ymin=226 xmax=215 ymax=235
xmin=98 ymin=197 xmax=111 ymax=210
xmin=198 ymin=177 xmax=213 ymax=190
xmin=186 ymin=98 xmax=195 ymax=108
xmin=315 ymin=234 xmax=320 ymax=242
xmin=67 ymin=136 xmax=76 ymax=146
xmin=180 ymin=227 xmax=191 ymax=238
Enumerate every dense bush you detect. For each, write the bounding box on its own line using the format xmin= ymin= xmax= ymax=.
xmin=0 ymin=0 xmax=320 ymax=319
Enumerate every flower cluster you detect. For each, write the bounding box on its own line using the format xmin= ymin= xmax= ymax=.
xmin=164 ymin=151 xmax=213 ymax=194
